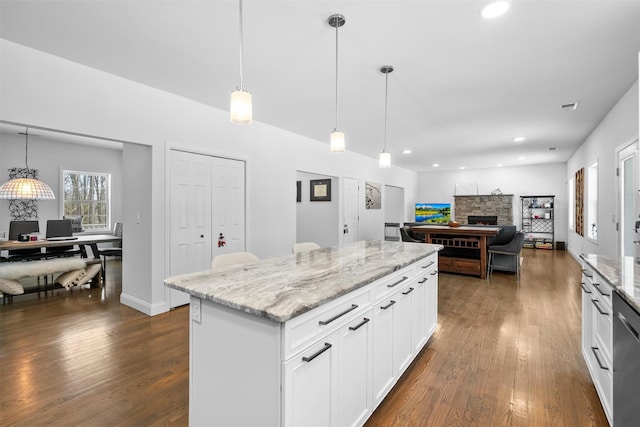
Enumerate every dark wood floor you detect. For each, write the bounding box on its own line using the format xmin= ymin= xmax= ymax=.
xmin=1 ymin=250 xmax=608 ymax=426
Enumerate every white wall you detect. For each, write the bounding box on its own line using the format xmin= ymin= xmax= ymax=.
xmin=0 ymin=39 xmax=418 ymax=315
xmin=0 ymin=133 xmax=123 ymax=237
xmin=417 ymin=163 xmax=568 ymax=244
xmin=296 ymin=171 xmax=339 ymax=248
xmin=566 ymin=80 xmax=639 ymax=258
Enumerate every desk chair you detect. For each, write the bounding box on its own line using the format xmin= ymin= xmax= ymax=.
xmin=95 ymin=222 xmax=122 ymax=282
xmin=400 ymin=226 xmax=424 ymax=243
xmin=7 ymin=220 xmax=43 ymax=261
xmin=211 ymin=252 xmax=259 ymax=269
xmin=292 ymin=242 xmax=321 ymax=253
xmin=487 ymin=231 xmax=525 ymax=282
xmin=45 ymin=219 xmax=86 ymax=259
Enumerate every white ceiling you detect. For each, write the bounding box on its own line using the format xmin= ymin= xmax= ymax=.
xmin=1 ymin=0 xmax=639 ymax=172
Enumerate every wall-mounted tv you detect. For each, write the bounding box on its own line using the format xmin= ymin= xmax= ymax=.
xmin=415 ymin=203 xmax=451 ymax=223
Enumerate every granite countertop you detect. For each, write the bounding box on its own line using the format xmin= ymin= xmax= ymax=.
xmin=164 ymin=240 xmax=442 ymax=323
xmin=580 ymin=253 xmax=640 ymax=312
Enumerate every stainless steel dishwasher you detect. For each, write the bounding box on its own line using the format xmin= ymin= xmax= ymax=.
xmin=613 ymin=291 xmax=640 ymax=427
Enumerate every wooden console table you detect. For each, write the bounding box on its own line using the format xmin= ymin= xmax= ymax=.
xmin=411 ymin=225 xmax=500 ymax=279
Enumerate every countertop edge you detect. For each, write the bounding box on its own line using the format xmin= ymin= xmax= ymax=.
xmin=579 ymin=253 xmax=640 ymax=313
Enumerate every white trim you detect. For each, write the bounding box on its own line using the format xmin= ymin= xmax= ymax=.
xmin=120 ymin=292 xmax=168 ymax=316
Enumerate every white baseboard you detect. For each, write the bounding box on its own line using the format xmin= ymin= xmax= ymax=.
xmin=120 ymin=292 xmax=169 ymax=316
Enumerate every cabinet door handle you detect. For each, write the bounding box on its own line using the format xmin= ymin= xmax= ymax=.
xmin=591 ymin=299 xmax=609 ymax=316
xmin=402 ymin=287 xmax=415 ymax=295
xmin=618 ymin=312 xmax=640 ymax=342
xmin=593 ymin=283 xmax=610 ymax=297
xmin=388 ymin=276 xmax=408 ymax=288
xmin=421 ymin=261 xmax=435 ymax=269
xmin=302 ymin=343 xmax=332 ymax=363
xmin=380 ymin=300 xmax=396 ymax=310
xmin=348 ymin=317 xmax=370 ymax=331
xmin=430 ymin=271 xmax=438 ymax=276
xmin=580 ymin=282 xmax=591 ymax=294
xmin=581 ymin=269 xmax=593 ymax=278
xmin=590 ymin=346 xmax=609 ymax=370
xmin=318 ymin=304 xmax=358 ymax=325
xmin=418 ymin=278 xmax=427 ymax=284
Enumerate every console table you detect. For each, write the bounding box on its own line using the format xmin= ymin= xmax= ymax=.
xmin=411 ymin=225 xmax=500 ymax=279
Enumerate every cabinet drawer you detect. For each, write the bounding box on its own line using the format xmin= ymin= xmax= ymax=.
xmin=593 ymin=300 xmax=612 ymax=361
xmin=371 ymin=267 xmax=412 ymax=303
xmin=413 ymin=255 xmax=437 ymax=275
xmin=283 ymin=289 xmax=370 ymax=360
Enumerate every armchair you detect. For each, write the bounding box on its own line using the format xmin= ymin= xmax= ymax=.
xmin=487 ymin=231 xmax=525 ymax=282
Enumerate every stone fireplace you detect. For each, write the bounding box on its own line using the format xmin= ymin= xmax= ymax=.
xmin=454 ymin=195 xmax=513 ymax=225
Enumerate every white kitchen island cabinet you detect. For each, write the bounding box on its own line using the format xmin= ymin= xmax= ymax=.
xmin=165 ymin=240 xmax=442 ymax=427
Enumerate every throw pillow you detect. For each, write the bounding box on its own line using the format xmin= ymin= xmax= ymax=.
xmin=55 ymin=269 xmax=86 ymax=289
xmin=0 ymin=278 xmax=24 ymax=295
xmin=76 ymin=263 xmax=102 ymax=287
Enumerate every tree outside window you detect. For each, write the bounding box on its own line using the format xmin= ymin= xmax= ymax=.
xmin=62 ymin=170 xmax=110 ymax=231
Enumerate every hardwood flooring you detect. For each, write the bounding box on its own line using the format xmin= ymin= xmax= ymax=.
xmin=0 ymin=250 xmax=608 ymax=426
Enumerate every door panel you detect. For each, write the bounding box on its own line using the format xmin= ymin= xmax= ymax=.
xmin=343 ymin=177 xmax=359 ymax=245
xmin=212 ymin=157 xmax=246 ymax=256
xmin=618 ymin=141 xmax=639 ymax=257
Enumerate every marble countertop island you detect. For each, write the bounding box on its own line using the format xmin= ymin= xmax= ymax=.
xmin=164 ymin=240 xmax=442 ymax=322
xmin=580 ymin=253 xmax=640 ymax=312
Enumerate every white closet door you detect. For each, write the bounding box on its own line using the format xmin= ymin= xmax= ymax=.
xmin=211 ymin=157 xmax=246 ymax=256
xmin=169 ymin=150 xmax=213 ymax=308
xmin=343 ymin=177 xmax=360 ymax=245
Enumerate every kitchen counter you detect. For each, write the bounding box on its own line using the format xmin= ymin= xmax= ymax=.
xmin=580 ymin=253 xmax=640 ymax=313
xmin=164 ymin=240 xmax=442 ymax=322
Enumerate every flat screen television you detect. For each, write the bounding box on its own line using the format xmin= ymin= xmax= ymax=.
xmin=415 ymin=203 xmax=451 ymax=223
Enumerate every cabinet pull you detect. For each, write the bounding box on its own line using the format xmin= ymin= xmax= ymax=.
xmin=318 ymin=304 xmax=358 ymax=325
xmin=591 ymin=299 xmax=609 ymax=316
xmin=418 ymin=278 xmax=427 ymax=284
xmin=430 ymin=271 xmax=438 ymax=276
xmin=581 ymin=269 xmax=593 ymax=278
xmin=380 ymin=300 xmax=396 ymax=310
xmin=348 ymin=317 xmax=370 ymax=331
xmin=302 ymin=343 xmax=332 ymax=363
xmin=387 ymin=276 xmax=408 ymax=288
xmin=590 ymin=346 xmax=609 ymax=370
xmin=421 ymin=261 xmax=435 ymax=269
xmin=618 ymin=312 xmax=640 ymax=342
xmin=580 ymin=282 xmax=591 ymax=294
xmin=402 ymin=287 xmax=415 ymax=295
xmin=593 ymin=283 xmax=610 ymax=297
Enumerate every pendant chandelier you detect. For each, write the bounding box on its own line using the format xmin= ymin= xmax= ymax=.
xmin=230 ymin=0 xmax=252 ymax=125
xmin=328 ymin=14 xmax=346 ymax=152
xmin=379 ymin=65 xmax=393 ymax=168
xmin=0 ymin=128 xmax=55 ymax=200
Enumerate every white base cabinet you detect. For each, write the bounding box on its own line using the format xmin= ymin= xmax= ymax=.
xmin=190 ymin=253 xmax=439 ymax=427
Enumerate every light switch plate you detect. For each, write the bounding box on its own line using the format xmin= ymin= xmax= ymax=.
xmin=191 ymin=296 xmax=201 ymax=323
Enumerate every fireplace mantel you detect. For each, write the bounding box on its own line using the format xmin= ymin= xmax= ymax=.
xmin=454 ymin=194 xmax=513 ymax=225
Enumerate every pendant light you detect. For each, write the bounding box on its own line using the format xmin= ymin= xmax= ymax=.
xmin=230 ymin=0 xmax=252 ymax=125
xmin=328 ymin=14 xmax=346 ymax=152
xmin=0 ymin=128 xmax=55 ymax=200
xmin=379 ymin=65 xmax=393 ymax=168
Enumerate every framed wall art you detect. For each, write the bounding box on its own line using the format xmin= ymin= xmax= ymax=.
xmin=310 ymin=179 xmax=331 ymax=201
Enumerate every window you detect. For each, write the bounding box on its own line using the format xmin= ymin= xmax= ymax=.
xmin=62 ymin=170 xmax=111 ymax=231
xmin=569 ymin=177 xmax=574 ymax=231
xmin=587 ymin=161 xmax=598 ymax=240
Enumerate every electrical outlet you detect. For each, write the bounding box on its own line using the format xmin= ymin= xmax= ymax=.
xmin=191 ymin=297 xmax=201 ymax=323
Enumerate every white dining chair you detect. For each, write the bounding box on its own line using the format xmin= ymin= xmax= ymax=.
xmin=292 ymin=242 xmax=321 ymax=254
xmin=211 ymin=252 xmax=259 ymax=269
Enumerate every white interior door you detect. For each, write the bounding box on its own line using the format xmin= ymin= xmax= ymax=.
xmin=343 ymin=177 xmax=359 ymax=245
xmin=169 ymin=150 xmax=212 ymax=308
xmin=211 ymin=157 xmax=246 ymax=257
xmin=618 ymin=140 xmax=639 ymax=257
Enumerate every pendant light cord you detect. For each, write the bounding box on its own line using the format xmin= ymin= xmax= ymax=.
xmin=24 ymin=128 xmax=30 ymax=173
xmin=334 ymin=23 xmax=339 ymax=130
xmin=383 ymin=73 xmax=389 ymax=152
xmin=238 ymin=0 xmax=245 ymax=90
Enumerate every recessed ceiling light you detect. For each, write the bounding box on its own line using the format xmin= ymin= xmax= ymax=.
xmin=460 ymin=166 xmax=466 ymax=170
xmin=517 ymin=156 xmax=526 ymax=160
xmin=497 ymin=164 xmax=503 ymax=167
xmin=432 ymin=163 xmax=440 ymax=168
xmin=513 ymin=136 xmax=525 ymax=142
xmin=481 ymin=1 xmax=510 ymax=19
xmin=402 ymin=149 xmax=412 ymax=154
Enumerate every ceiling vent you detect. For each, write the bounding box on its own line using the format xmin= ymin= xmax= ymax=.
xmin=548 ymin=147 xmax=558 ymax=151
xmin=561 ymin=102 xmax=578 ymax=111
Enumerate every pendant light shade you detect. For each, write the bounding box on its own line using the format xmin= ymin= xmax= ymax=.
xmin=379 ymin=65 xmax=394 ymax=168
xmin=0 ymin=128 xmax=55 ymax=200
xmin=230 ymin=0 xmax=252 ymax=125
xmin=328 ymin=14 xmax=346 ymax=152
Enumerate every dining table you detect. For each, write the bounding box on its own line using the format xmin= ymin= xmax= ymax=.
xmin=0 ymin=234 xmax=122 ymax=259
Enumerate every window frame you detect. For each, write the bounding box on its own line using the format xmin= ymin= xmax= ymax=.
xmin=568 ymin=176 xmax=574 ymax=231
xmin=60 ymin=169 xmax=112 ymax=233
xmin=587 ymin=161 xmax=598 ymax=241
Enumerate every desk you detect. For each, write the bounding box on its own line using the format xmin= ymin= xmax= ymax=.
xmin=0 ymin=234 xmax=122 ymax=259
xmin=411 ymin=225 xmax=500 ymax=279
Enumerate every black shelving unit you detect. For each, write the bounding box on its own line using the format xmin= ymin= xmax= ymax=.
xmin=521 ymin=195 xmax=555 ymax=249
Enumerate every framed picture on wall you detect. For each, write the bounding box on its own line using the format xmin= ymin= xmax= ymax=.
xmin=310 ymin=179 xmax=331 ymax=201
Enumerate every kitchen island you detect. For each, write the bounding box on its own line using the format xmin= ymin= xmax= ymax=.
xmin=165 ymin=240 xmax=442 ymax=427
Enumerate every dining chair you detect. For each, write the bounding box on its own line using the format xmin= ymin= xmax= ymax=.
xmin=400 ymin=226 xmax=424 ymax=243
xmin=7 ymin=220 xmax=44 ymax=261
xmin=95 ymin=222 xmax=122 ymax=282
xmin=487 ymin=231 xmax=525 ymax=283
xmin=211 ymin=252 xmax=259 ymax=269
xmin=292 ymin=242 xmax=321 ymax=253
xmin=45 ymin=219 xmax=86 ymax=258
